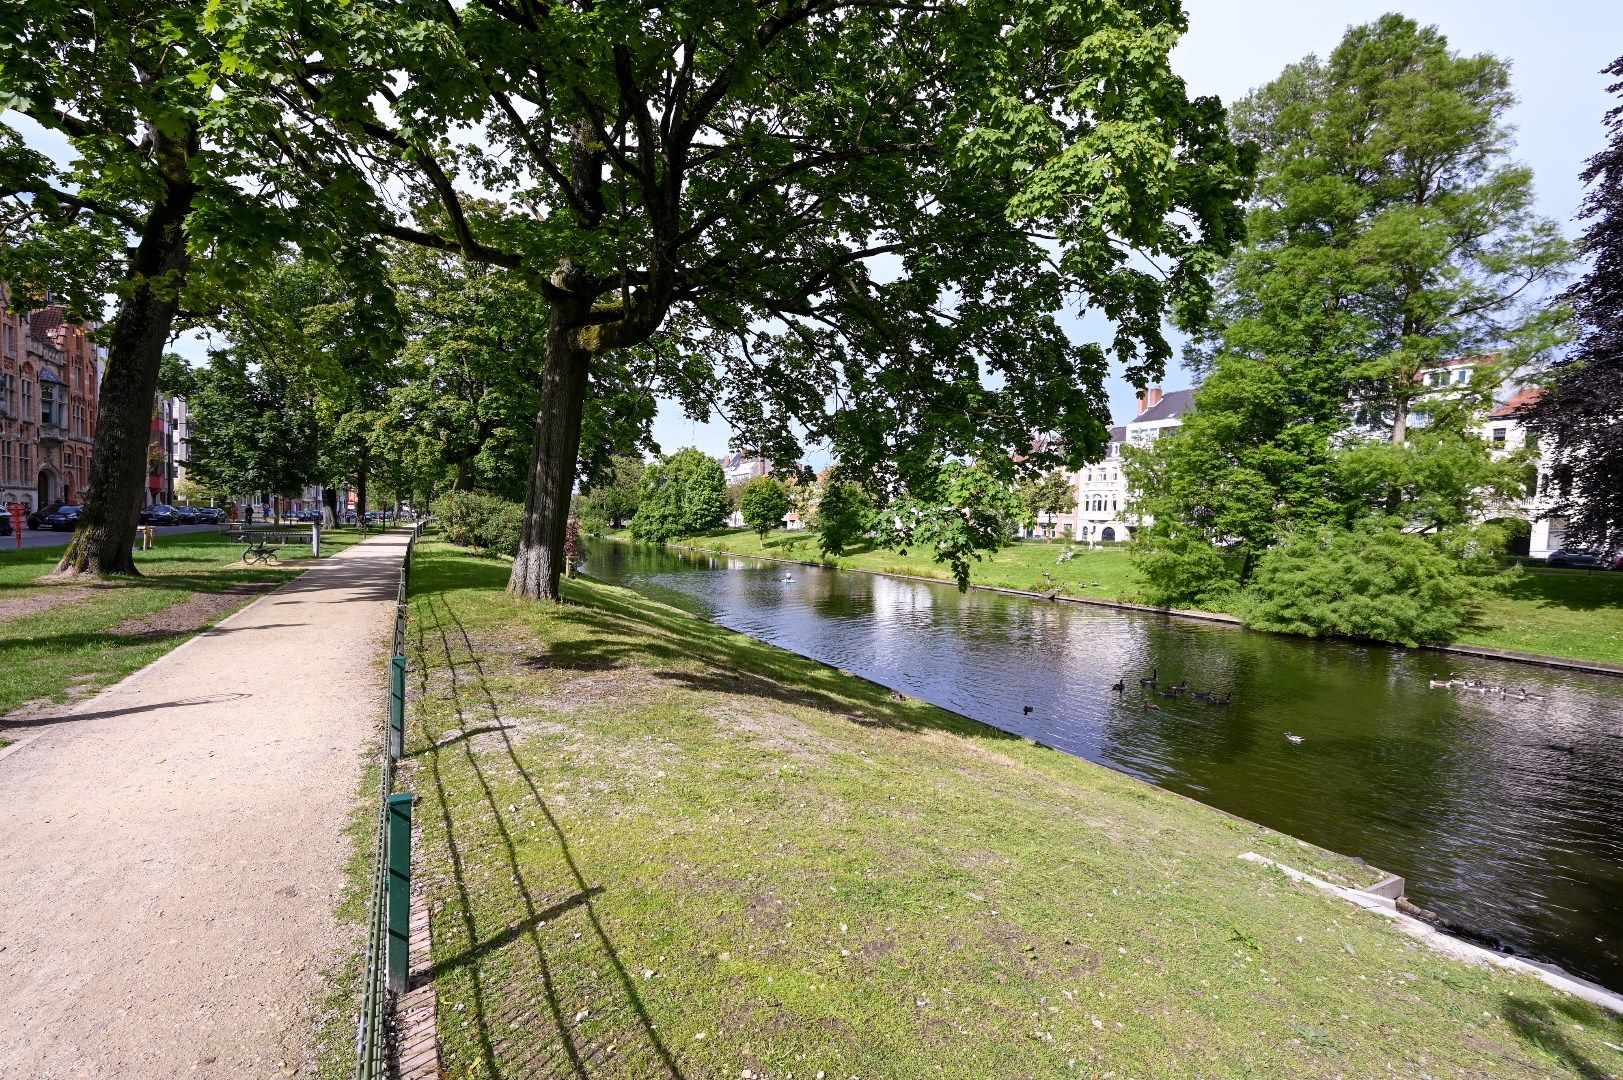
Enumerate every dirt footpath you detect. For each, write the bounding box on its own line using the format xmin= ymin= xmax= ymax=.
xmin=0 ymin=531 xmax=411 ymax=1079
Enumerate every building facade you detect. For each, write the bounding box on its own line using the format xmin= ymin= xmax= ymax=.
xmin=1047 ymin=368 xmax=1566 ymax=557
xmin=1053 ymin=387 xmax=1197 ymax=544
xmin=0 ymin=290 xmax=102 ymax=512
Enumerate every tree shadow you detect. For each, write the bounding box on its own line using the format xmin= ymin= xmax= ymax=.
xmin=410 ymin=590 xmax=688 ymax=1079
xmin=1 ymin=692 xmax=250 ymax=730
xmin=1499 ymin=994 xmax=1623 ymax=1080
xmin=1488 ymin=570 xmax=1623 ymax=615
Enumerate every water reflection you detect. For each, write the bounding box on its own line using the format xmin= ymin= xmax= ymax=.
xmin=587 ymin=539 xmax=1623 ymax=990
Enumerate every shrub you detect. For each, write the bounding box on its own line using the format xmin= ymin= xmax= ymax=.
xmin=1241 ymin=522 xmax=1483 ymax=645
xmin=1130 ymin=528 xmax=1237 ymax=607
xmin=433 ymin=491 xmax=523 ymax=557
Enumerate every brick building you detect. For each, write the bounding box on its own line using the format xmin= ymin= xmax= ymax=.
xmin=0 ymin=287 xmax=102 ymax=512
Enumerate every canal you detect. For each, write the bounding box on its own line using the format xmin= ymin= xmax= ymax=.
xmin=586 ymin=539 xmax=1623 ymax=991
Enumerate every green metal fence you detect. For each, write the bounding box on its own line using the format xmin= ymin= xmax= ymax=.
xmin=355 ymin=521 xmax=423 ymax=1080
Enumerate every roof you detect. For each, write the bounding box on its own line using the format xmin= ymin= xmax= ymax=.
xmin=1491 ymin=387 xmax=1543 ymax=419
xmin=1133 ymin=388 xmax=1196 ymax=424
xmin=1108 ymin=425 xmax=1126 ymax=443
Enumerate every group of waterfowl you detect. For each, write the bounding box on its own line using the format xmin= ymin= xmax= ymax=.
xmin=1115 ymin=668 xmax=1233 ymax=706
xmin=1428 ymin=678 xmax=1545 ymax=700
xmin=1103 ymin=668 xmax=1307 ymax=744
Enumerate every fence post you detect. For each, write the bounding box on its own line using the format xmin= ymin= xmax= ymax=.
xmin=389 ymin=655 xmax=406 ymax=759
xmin=386 ymin=792 xmax=413 ymax=994
xmin=312 ymin=521 xmax=321 ymax=557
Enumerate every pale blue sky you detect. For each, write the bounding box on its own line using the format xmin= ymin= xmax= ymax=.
xmin=9 ymin=3 xmax=1620 ymax=460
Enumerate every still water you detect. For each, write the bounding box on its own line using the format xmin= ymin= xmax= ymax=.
xmin=587 ymin=539 xmax=1623 ymax=990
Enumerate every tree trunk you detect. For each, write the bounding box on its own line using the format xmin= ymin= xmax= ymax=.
xmin=52 ymin=138 xmax=196 ymax=579
xmin=1391 ymin=398 xmax=1409 ymax=446
xmin=509 ymin=313 xmax=591 ymax=600
xmin=322 ymin=486 xmax=339 ymax=528
xmin=355 ymin=445 xmax=370 ymax=526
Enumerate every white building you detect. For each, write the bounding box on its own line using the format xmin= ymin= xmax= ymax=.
xmin=1054 ymin=387 xmax=1196 ymax=543
xmin=1043 ymin=366 xmax=1566 ymax=556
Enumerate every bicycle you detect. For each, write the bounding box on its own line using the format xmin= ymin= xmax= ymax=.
xmin=243 ymin=541 xmax=280 ymax=565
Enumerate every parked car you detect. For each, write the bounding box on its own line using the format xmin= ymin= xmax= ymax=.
xmin=40 ymin=504 xmax=82 ymax=531
xmin=194 ymin=507 xmax=225 ymax=524
xmin=0 ymin=512 xmax=10 ymax=536
xmin=27 ymin=501 xmax=67 ymax=529
xmin=173 ymin=505 xmax=201 ymax=524
xmin=139 ymin=504 xmax=179 ymax=526
xmin=1545 ymin=548 xmax=1605 ymax=569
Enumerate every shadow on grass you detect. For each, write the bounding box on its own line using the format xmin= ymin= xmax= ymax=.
xmin=411 ymin=585 xmax=687 ymax=1079
xmin=1500 ymin=994 xmax=1623 ymax=1080
xmin=1489 ymin=570 xmax=1623 ymax=614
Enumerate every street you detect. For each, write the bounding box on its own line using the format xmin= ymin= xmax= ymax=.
xmin=0 ymin=523 xmax=224 ymax=551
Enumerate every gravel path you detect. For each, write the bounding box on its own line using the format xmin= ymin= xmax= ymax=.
xmin=0 ymin=531 xmax=412 ymax=1079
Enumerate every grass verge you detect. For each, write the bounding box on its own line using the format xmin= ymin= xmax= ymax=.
xmin=0 ymin=526 xmax=392 ymax=719
xmin=625 ymin=528 xmax=1623 ymax=668
xmin=405 ymin=538 xmax=1622 ymax=1077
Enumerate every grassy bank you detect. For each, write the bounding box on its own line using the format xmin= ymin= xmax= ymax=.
xmin=403 ymin=537 xmax=1622 ymax=1077
xmin=619 ymin=528 xmax=1623 ymax=668
xmin=0 ymin=526 xmax=384 ymax=719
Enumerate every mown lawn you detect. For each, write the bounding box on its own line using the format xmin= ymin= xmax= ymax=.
xmin=641 ymin=529 xmax=1623 ymax=667
xmin=0 ymin=525 xmax=389 ymax=718
xmin=1458 ymin=568 xmax=1623 ymax=667
xmin=403 ymin=538 xmax=1623 ymax=1078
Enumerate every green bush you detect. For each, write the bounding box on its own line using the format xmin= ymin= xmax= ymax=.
xmin=1241 ymin=522 xmax=1483 ymax=645
xmin=433 ymin=491 xmax=523 ymax=557
xmin=1130 ymin=527 xmax=1237 ymax=607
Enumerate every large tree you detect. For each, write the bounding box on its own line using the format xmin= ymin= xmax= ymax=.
xmin=0 ymin=1 xmax=327 ymax=576
xmin=1523 ymin=56 xmax=1623 ymax=549
xmin=384 ymin=243 xmax=546 ymax=500
xmin=184 ymin=351 xmax=323 ymax=511
xmin=231 ymin=0 xmax=1251 ymax=599
xmin=1129 ymin=15 xmax=1570 ymax=598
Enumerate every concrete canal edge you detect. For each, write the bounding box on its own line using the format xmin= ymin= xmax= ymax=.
xmin=649 ymin=538 xmax=1623 ymax=678
xmin=1239 ymin=853 xmax=1623 ymax=1015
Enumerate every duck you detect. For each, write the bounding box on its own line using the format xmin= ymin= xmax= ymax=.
xmin=1110 ymin=679 xmax=1125 ymax=694
xmin=1207 ymin=692 xmax=1232 ymax=706
xmin=1139 ymin=667 xmax=1160 ymax=688
xmin=1428 ymin=679 xmax=1453 ymax=689
xmin=1284 ymin=732 xmax=1305 ymax=745
xmin=1022 ymin=705 xmax=1034 ymax=715
xmin=782 ymin=574 xmax=794 ymax=582
xmin=1170 ymin=680 xmax=1189 ymax=694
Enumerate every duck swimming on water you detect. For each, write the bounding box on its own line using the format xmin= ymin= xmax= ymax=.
xmin=1284 ymin=732 xmax=1305 ymax=745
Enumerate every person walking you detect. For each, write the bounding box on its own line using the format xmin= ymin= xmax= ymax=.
xmin=244 ymin=503 xmax=254 ymax=526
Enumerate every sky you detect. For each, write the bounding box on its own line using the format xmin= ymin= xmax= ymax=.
xmin=9 ymin=2 xmax=1621 ymax=460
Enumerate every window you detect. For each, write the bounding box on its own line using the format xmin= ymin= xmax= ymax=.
xmin=40 ymin=384 xmax=53 ymax=426
xmin=1455 ymin=369 xmax=1470 ymax=383
xmin=20 ymin=441 xmax=29 ymax=476
xmin=1 ymin=440 xmax=10 ymax=483
xmin=2 ymin=324 xmax=13 ymax=357
xmin=1491 ymin=426 xmax=1507 ymax=448
xmin=22 ymin=381 xmax=33 ymax=424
